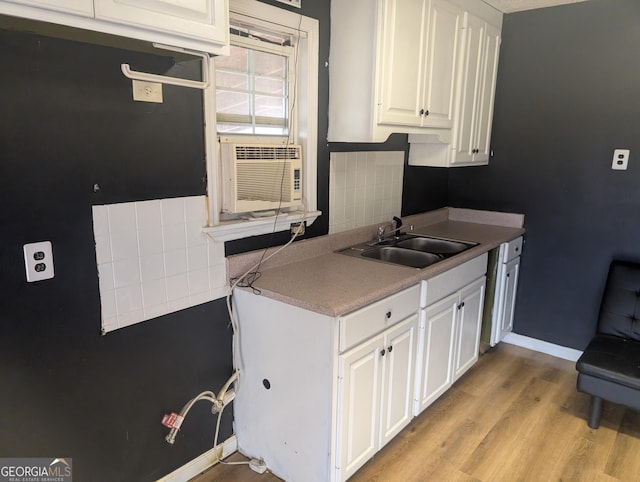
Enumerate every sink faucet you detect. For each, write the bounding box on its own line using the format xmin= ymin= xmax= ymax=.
xmin=376 ymin=216 xmax=404 ymax=242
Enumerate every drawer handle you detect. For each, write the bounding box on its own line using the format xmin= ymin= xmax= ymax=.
xmin=388 ymin=345 xmax=393 ymax=353
xmin=380 ymin=349 xmax=386 ymax=357
xmin=515 ymin=247 xmax=519 ymax=252
xmin=386 ymin=311 xmax=392 ymax=319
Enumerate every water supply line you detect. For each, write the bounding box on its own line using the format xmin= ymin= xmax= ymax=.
xmin=163 ymin=370 xmax=239 ymax=445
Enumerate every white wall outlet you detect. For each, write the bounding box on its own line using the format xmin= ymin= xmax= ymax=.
xmin=132 ymin=80 xmax=163 ymax=103
xmin=23 ymin=241 xmax=55 ymax=282
xmin=612 ymin=149 xmax=630 ymax=170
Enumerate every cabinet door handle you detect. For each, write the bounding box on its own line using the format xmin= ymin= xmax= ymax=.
xmin=457 ymin=301 xmax=465 ymax=310
xmin=380 ymin=349 xmax=386 ymax=357
xmin=424 ymin=109 xmax=429 ymax=116
xmin=388 ymin=345 xmax=393 ymax=353
xmin=419 ymin=108 xmax=425 ymax=116
xmin=507 ymin=273 xmax=510 ymax=278
xmin=386 ymin=311 xmax=392 ymax=319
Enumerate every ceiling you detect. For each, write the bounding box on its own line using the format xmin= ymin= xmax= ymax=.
xmin=482 ymin=0 xmax=590 ymax=13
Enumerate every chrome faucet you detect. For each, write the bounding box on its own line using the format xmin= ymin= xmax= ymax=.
xmin=376 ymin=216 xmax=404 ymax=242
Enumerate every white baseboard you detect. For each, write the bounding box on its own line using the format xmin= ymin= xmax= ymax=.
xmin=157 ymin=434 xmax=238 ymax=482
xmin=502 ymin=333 xmax=583 ymax=362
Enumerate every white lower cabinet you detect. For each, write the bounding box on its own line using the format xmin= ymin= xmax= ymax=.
xmin=489 ymin=237 xmax=522 ymax=345
xmin=337 ymin=314 xmax=418 ymax=480
xmin=232 ymin=254 xmax=487 ymax=482
xmin=453 ymin=277 xmax=485 ymax=379
xmin=415 ymin=253 xmax=487 ymax=415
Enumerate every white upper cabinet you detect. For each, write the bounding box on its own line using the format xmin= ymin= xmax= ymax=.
xmin=450 ymin=15 xmax=501 ymax=166
xmin=377 ymin=0 xmax=461 ymax=130
xmin=94 ymin=0 xmax=228 ymax=46
xmin=329 ymin=0 xmax=464 ymax=142
xmin=3 ymin=0 xmax=93 ymax=17
xmin=0 ymin=0 xmax=229 ymax=54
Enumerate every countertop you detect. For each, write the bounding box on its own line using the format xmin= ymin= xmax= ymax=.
xmin=227 ymin=208 xmax=525 ymax=318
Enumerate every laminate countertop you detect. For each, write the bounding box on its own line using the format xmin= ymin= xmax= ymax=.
xmin=226 ymin=208 xmax=525 ymax=318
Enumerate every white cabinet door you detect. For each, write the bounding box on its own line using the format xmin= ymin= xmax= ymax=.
xmin=377 ymin=0 xmax=461 ymax=129
xmin=451 ymin=13 xmax=484 ymax=165
xmin=94 ymin=0 xmax=228 ymax=45
xmin=473 ymin=22 xmax=501 ymax=163
xmin=451 ymin=13 xmax=501 ymax=166
xmin=4 ymin=0 xmax=92 ymax=16
xmin=337 ymin=334 xmax=383 ymax=481
xmin=379 ymin=314 xmax=418 ymax=448
xmin=377 ymin=0 xmax=428 ymax=127
xmin=498 ymin=257 xmax=519 ymax=342
xmin=453 ymin=277 xmax=485 ymax=381
xmin=415 ymin=292 xmax=457 ymax=414
xmin=420 ymin=0 xmax=462 ymax=129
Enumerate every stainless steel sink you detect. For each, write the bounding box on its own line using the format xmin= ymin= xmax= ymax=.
xmin=336 ymin=233 xmax=477 ymax=269
xmin=360 ymin=246 xmax=441 ymax=269
xmin=396 ymin=236 xmax=474 ymax=254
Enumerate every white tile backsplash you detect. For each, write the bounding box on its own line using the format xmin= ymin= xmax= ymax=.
xmin=329 ymin=151 xmax=405 ymax=234
xmin=93 ymin=195 xmax=228 ymax=334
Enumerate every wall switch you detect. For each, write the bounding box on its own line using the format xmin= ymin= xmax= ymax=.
xmin=24 ymin=241 xmax=54 ymax=282
xmin=612 ymin=149 xmax=630 ymax=170
xmin=132 ymin=80 xmax=163 ymax=103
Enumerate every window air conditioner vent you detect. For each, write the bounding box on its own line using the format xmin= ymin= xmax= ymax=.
xmin=220 ymin=140 xmax=303 ymax=214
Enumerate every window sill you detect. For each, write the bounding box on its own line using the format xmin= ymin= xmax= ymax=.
xmin=202 ymin=210 xmax=321 ymax=242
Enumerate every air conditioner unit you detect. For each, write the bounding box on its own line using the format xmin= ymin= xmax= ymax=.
xmin=220 ymin=137 xmax=303 ymax=214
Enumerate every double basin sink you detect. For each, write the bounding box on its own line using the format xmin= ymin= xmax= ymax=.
xmin=337 ymin=233 xmax=477 ymax=269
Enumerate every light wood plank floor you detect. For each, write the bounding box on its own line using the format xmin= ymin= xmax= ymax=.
xmin=192 ymin=344 xmax=640 ymax=482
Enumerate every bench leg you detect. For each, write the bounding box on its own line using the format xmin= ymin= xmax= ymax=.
xmin=588 ymin=396 xmax=603 ymax=429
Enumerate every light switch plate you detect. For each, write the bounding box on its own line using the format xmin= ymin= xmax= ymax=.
xmin=132 ymin=80 xmax=163 ymax=103
xmin=24 ymin=241 xmax=55 ymax=282
xmin=612 ymin=149 xmax=630 ymax=170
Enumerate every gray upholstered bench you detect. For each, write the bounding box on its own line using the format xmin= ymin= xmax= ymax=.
xmin=576 ymin=260 xmax=640 ymax=429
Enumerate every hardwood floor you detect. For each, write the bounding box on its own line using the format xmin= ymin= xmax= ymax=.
xmin=191 ymin=344 xmax=640 ymax=482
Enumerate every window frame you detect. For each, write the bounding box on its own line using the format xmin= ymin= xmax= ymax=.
xmin=204 ymin=0 xmax=320 ymax=240
xmin=216 ymin=33 xmax=295 ymax=137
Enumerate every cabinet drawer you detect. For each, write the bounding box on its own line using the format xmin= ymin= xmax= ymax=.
xmin=501 ymin=236 xmax=523 ymax=263
xmin=339 ymin=285 xmax=420 ymax=352
xmin=422 ymin=253 xmax=488 ymax=307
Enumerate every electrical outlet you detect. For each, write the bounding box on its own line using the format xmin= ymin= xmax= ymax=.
xmin=24 ymin=241 xmax=55 ymax=282
xmin=291 ymin=222 xmax=305 ymax=237
xmin=132 ymin=80 xmax=163 ymax=103
xmin=612 ymin=149 xmax=630 ymax=170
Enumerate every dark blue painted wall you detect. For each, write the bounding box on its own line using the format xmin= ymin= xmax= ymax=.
xmin=0 ymin=28 xmax=235 ymax=481
xmin=0 ymin=0 xmax=337 ymax=479
xmin=447 ymin=0 xmax=640 ymax=350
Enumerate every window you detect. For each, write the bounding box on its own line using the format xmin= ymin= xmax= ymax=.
xmin=204 ymin=0 xmax=320 ymax=239
xmin=215 ymin=27 xmax=295 ymax=136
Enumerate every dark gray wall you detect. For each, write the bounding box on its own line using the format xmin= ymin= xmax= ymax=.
xmin=0 ymin=27 xmax=235 ymax=481
xmin=0 ymin=0 xmax=333 ymax=479
xmin=448 ymin=0 xmax=640 ymax=350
